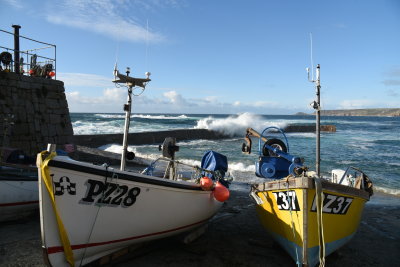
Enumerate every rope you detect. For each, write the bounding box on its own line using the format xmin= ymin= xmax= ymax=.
xmin=286 ymin=177 xmax=301 ymax=267
xmin=79 ymin=165 xmax=112 ymax=266
xmin=37 ymin=151 xmax=75 ymax=267
xmin=314 ymin=177 xmax=326 ymax=267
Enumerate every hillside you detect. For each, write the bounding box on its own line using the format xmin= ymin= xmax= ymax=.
xmin=296 ymin=108 xmax=400 ymax=117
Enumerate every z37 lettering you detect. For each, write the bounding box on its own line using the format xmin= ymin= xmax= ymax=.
xmin=81 ymin=179 xmax=141 ymax=207
xmin=323 ymin=194 xmax=336 ymax=213
xmin=341 ymin=198 xmax=353 ymax=213
xmin=311 ymin=193 xmax=353 ymax=215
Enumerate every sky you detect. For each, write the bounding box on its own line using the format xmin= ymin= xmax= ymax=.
xmin=1 ymin=0 xmax=399 ymax=114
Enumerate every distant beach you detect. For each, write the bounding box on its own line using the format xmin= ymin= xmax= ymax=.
xmin=1 ymin=183 xmax=399 ymax=267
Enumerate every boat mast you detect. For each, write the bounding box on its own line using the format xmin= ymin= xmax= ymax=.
xmin=121 ymin=68 xmax=132 ymax=171
xmin=113 ymin=66 xmax=151 ymax=171
xmin=308 ymin=64 xmax=321 ymax=177
xmin=315 ymin=65 xmax=321 ymax=177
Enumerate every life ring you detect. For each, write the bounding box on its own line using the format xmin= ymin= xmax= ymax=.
xmin=0 ymin=52 xmax=12 ymax=65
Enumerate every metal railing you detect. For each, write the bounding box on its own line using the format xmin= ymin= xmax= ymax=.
xmin=0 ymin=26 xmax=56 ymax=79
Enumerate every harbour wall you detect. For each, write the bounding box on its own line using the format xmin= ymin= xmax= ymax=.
xmin=73 ymin=129 xmax=226 ymax=148
xmin=73 ymin=125 xmax=336 ymax=148
xmin=0 ymin=72 xmax=73 ymax=156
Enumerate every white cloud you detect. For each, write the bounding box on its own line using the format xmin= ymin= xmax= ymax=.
xmin=383 ymin=80 xmax=400 ymax=86
xmin=45 ymin=0 xmax=165 ymax=43
xmin=233 ymin=101 xmax=241 ymax=106
xmin=62 ymin=75 xmax=304 ymax=114
xmin=382 ymin=66 xmax=400 ymax=87
xmin=163 ymin=91 xmax=190 ymax=106
xmin=386 ymin=89 xmax=399 ymax=97
xmin=384 ymin=66 xmax=400 ymax=77
xmin=3 ymin=0 xmax=23 ymax=9
xmin=339 ymin=99 xmax=375 ymax=109
xmin=67 ymin=87 xmax=129 ymax=104
xmin=58 ymin=72 xmax=111 ymax=87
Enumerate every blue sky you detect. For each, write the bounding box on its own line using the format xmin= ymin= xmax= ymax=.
xmin=1 ymin=0 xmax=399 ymax=114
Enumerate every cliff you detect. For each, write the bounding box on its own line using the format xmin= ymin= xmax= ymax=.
xmin=296 ymin=108 xmax=400 ymax=117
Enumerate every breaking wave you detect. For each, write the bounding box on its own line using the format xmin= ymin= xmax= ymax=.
xmin=95 ymin=114 xmax=125 ymax=119
xmin=95 ymin=113 xmax=189 ymax=120
xmin=194 ymin=112 xmax=288 ymax=136
xmin=131 ymin=114 xmax=189 ymax=120
xmin=374 ymin=186 xmax=400 ymax=197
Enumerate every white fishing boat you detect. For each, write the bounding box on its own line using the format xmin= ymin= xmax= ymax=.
xmin=37 ymin=67 xmax=230 ymax=266
xmin=0 ymin=161 xmax=38 ymax=222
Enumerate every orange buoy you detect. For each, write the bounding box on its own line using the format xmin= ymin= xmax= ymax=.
xmin=213 ymin=181 xmax=230 ymax=202
xmin=200 ymin=176 xmax=213 ymax=191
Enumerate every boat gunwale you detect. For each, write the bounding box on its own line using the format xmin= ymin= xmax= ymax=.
xmin=47 ymin=158 xmax=204 ymax=191
xmin=252 ymin=176 xmax=370 ymax=200
xmin=0 ymin=176 xmax=38 ymax=181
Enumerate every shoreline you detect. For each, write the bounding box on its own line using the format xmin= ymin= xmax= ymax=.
xmin=0 ymin=183 xmax=399 ymax=266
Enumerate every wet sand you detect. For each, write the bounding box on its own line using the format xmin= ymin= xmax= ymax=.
xmin=0 ymin=185 xmax=399 ymax=267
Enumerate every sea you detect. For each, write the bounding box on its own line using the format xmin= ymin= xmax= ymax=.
xmin=71 ymin=112 xmax=400 ymax=198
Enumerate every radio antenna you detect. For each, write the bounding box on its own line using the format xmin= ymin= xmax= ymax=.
xmin=145 ymin=19 xmax=149 ymax=71
xmin=306 ymin=33 xmax=321 ymax=178
xmin=310 ymin=32 xmax=314 ymax=81
xmin=114 ymin=42 xmax=120 ymax=85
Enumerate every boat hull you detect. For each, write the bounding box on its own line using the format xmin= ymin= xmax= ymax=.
xmin=0 ymin=166 xmax=38 ymax=222
xmin=252 ymin=177 xmax=369 ymax=267
xmin=39 ymin=156 xmax=223 ymax=266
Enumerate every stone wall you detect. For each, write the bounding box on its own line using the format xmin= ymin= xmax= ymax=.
xmin=73 ymin=129 xmax=228 ymax=148
xmin=0 ymin=72 xmax=73 ymax=156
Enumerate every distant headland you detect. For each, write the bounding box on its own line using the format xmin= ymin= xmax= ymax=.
xmin=295 ymin=108 xmax=400 ymax=117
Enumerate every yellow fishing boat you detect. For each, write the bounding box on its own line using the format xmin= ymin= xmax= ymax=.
xmin=244 ymin=64 xmax=373 ymax=266
xmin=250 ymin=172 xmax=372 ymax=266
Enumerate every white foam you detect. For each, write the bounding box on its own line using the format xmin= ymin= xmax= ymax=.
xmin=374 ymin=186 xmax=400 ymax=197
xmin=132 ymin=114 xmax=188 ymax=120
xmin=73 ymin=122 xmax=124 ymax=135
xmin=95 ymin=114 xmax=125 ymax=119
xmin=178 ymin=139 xmax=219 ymax=146
xmin=228 ymin=162 xmax=255 ymax=173
xmin=194 ymin=112 xmax=288 ymax=136
xmin=94 ymin=114 xmax=189 ymax=120
xmin=286 ymin=132 xmax=316 ymax=138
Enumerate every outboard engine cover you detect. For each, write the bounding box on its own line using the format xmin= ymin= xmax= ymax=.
xmin=201 ymin=150 xmax=229 ymax=187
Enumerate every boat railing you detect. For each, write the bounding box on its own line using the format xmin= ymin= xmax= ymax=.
xmin=337 ymin=166 xmax=366 ymax=189
xmin=0 ymin=161 xmax=37 ymax=172
xmin=0 ymin=26 xmax=56 ymax=78
xmin=141 ymin=156 xmax=226 ymax=182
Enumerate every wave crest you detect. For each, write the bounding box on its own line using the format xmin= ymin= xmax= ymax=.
xmin=194 ymin=112 xmax=288 ymax=136
xmin=94 ymin=114 xmax=188 ymax=120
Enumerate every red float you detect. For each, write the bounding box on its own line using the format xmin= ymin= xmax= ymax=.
xmin=213 ymin=181 xmax=229 ymax=202
xmin=200 ymin=176 xmax=213 ymax=191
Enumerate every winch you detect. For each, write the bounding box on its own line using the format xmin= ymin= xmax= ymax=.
xmin=242 ymin=127 xmax=305 ymax=179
